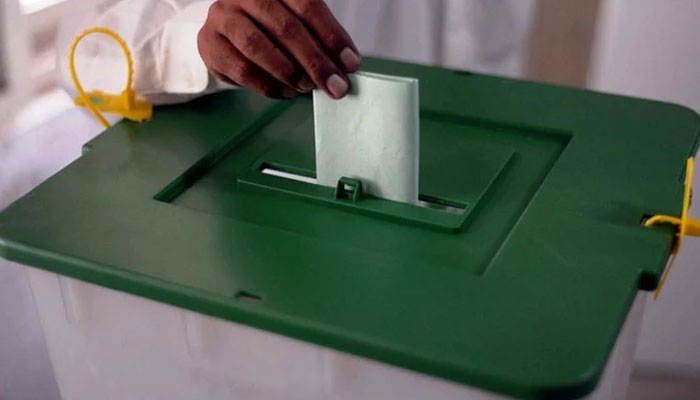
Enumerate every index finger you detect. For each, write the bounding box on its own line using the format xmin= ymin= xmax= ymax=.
xmin=281 ymin=0 xmax=362 ymax=72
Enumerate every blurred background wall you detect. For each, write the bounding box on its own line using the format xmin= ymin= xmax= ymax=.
xmin=0 ymin=0 xmax=31 ymax=122
xmin=1 ymin=0 xmax=699 ymax=398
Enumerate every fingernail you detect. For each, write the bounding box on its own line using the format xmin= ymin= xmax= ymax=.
xmin=339 ymin=47 xmax=361 ymax=71
xmin=282 ymin=88 xmax=298 ymax=98
xmin=298 ymin=76 xmax=314 ymax=92
xmin=326 ymin=74 xmax=348 ymax=99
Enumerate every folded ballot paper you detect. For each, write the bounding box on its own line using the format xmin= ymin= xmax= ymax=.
xmin=313 ymin=72 xmax=419 ymax=204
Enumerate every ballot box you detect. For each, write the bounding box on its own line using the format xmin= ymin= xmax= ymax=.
xmin=1 ymin=57 xmax=698 ymax=400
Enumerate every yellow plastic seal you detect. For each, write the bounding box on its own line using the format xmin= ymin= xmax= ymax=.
xmin=645 ymin=157 xmax=699 ymax=299
xmin=69 ymin=27 xmax=152 ymax=128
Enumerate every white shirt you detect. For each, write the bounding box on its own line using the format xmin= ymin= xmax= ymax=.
xmin=57 ymin=0 xmax=536 ymax=105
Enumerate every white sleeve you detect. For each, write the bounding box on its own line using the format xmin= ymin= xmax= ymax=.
xmin=56 ymin=0 xmax=234 ymax=106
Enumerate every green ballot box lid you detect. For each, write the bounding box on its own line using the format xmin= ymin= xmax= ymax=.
xmin=1 ymin=58 xmax=698 ymax=399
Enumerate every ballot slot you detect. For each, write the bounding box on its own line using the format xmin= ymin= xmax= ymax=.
xmin=259 ymin=163 xmax=467 ymax=215
xmin=236 ymin=161 xmax=471 ymax=233
xmin=260 ymin=167 xmax=317 ymax=185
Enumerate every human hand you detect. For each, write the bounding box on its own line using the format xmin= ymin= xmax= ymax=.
xmin=197 ymin=0 xmax=362 ymax=99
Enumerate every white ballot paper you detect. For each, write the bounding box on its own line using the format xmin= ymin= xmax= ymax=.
xmin=313 ymin=72 xmax=419 ymax=204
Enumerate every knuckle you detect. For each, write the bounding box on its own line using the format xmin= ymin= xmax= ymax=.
xmin=196 ymin=29 xmax=208 ymax=57
xmin=207 ymin=1 xmax=223 ymax=17
xmin=197 ymin=30 xmax=220 ymax=68
xmin=222 ymin=16 xmax=237 ymax=38
xmin=240 ymin=30 xmax=264 ymax=55
xmin=281 ymin=64 xmax=298 ymax=82
xmin=323 ymin=32 xmax=342 ymax=49
xmin=210 ymin=54 xmax=228 ymax=73
xmin=196 ymin=27 xmax=206 ymax=46
xmin=234 ymin=61 xmax=255 ymax=81
xmin=219 ymin=0 xmax=242 ymax=9
xmin=275 ymin=63 xmax=298 ymax=85
xmin=297 ymin=0 xmax=322 ymax=20
xmin=304 ymin=54 xmax=326 ymax=75
xmin=276 ymin=18 xmax=301 ymax=38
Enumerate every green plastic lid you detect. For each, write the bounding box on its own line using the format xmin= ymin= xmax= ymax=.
xmin=1 ymin=58 xmax=698 ymax=399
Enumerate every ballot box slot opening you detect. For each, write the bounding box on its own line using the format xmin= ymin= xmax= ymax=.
xmin=258 ymin=163 xmax=467 ymax=215
xmin=261 ymin=167 xmax=317 ymax=185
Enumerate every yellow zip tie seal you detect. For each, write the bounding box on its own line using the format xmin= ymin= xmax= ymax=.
xmin=69 ymin=27 xmax=152 ymax=128
xmin=645 ymin=157 xmax=699 ymax=300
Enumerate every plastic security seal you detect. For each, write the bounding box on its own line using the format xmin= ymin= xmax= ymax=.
xmin=69 ymin=27 xmax=153 ymax=128
xmin=645 ymin=157 xmax=699 ymax=299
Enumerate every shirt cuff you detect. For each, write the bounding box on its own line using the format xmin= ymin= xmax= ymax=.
xmin=159 ymin=1 xmax=212 ymax=94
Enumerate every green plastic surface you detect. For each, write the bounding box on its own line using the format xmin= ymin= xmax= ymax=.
xmin=1 ymin=58 xmax=699 ymax=399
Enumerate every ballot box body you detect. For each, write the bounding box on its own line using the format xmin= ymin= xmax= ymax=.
xmin=1 ymin=58 xmax=698 ymax=400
